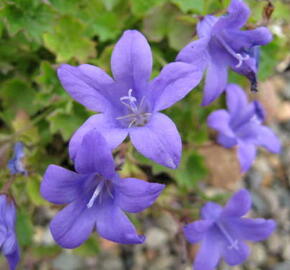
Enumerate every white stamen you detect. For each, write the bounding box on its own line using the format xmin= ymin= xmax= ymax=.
xmin=128 ymin=119 xmax=137 ymax=128
xmin=116 ymin=113 xmax=137 ymax=121
xmin=87 ymin=180 xmax=105 ymax=208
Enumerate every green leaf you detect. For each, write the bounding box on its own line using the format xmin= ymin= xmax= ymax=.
xmin=76 ymin=0 xmax=127 ymax=42
xmin=16 ymin=208 xmax=34 ymax=246
xmin=12 ymin=110 xmax=39 ymax=145
xmin=168 ymin=16 xmax=195 ymax=50
xmin=102 ymin=0 xmax=121 ymax=11
xmin=26 ymin=174 xmax=48 ymax=206
xmin=43 ymin=16 xmax=96 ymax=62
xmin=0 ymin=20 xmax=4 ymax=37
xmin=47 ymin=104 xmax=89 ymax=140
xmin=49 ymin=0 xmax=80 ymax=15
xmin=258 ymin=38 xmax=281 ymax=81
xmin=82 ymin=12 xmax=122 ymax=42
xmin=175 ymin=151 xmax=207 ymax=190
xmin=130 ymin=0 xmax=166 ymax=17
xmin=0 ymin=1 xmax=56 ymax=43
xmin=31 ymin=245 xmax=62 ymax=258
xmin=92 ymin=45 xmax=113 ymax=72
xmin=143 ymin=4 xmax=195 ymax=50
xmin=133 ymin=148 xmax=207 ymax=191
xmin=34 ymin=61 xmax=68 ymax=107
xmin=0 ymin=79 xmax=37 ymax=122
xmin=73 ymin=237 xmax=100 ymax=256
xmin=170 ymin=0 xmax=204 ymax=13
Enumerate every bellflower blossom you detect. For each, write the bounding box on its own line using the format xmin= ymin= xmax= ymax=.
xmin=41 ymin=130 xmax=165 ymax=248
xmin=207 ymin=84 xmax=281 ymax=172
xmin=177 ymin=0 xmax=272 ymax=105
xmin=57 ymin=30 xmax=202 ymax=169
xmin=184 ymin=189 xmax=276 ymax=270
xmin=8 ymin=142 xmax=27 ymax=175
xmin=0 ymin=195 xmax=20 ymax=270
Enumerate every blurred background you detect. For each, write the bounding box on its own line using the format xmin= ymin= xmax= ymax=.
xmin=0 ymin=0 xmax=290 ymax=269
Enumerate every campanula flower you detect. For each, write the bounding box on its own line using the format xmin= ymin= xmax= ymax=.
xmin=0 ymin=195 xmax=20 ymax=270
xmin=184 ymin=189 xmax=276 ymax=270
xmin=7 ymin=142 xmax=27 ymax=175
xmin=177 ymin=0 xmax=272 ymax=105
xmin=41 ymin=130 xmax=165 ymax=248
xmin=57 ymin=30 xmax=202 ymax=168
xmin=207 ymin=84 xmax=281 ymax=172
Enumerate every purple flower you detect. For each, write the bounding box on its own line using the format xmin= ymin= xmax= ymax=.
xmin=8 ymin=142 xmax=27 ymax=175
xmin=207 ymin=84 xmax=281 ymax=172
xmin=57 ymin=30 xmax=202 ymax=168
xmin=0 ymin=195 xmax=20 ymax=270
xmin=40 ymin=130 xmax=165 ymax=248
xmin=184 ymin=189 xmax=276 ymax=270
xmin=177 ymin=0 xmax=272 ymax=105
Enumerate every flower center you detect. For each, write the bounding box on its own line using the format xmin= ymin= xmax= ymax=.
xmin=216 ymin=221 xmax=239 ymax=250
xmin=116 ymin=89 xmax=151 ymax=128
xmin=87 ymin=178 xmax=113 ymax=208
xmin=216 ymin=36 xmax=249 ymax=68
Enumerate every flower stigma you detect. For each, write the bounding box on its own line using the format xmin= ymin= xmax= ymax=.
xmin=216 ymin=36 xmax=249 ymax=68
xmin=117 ymin=89 xmax=151 ymax=128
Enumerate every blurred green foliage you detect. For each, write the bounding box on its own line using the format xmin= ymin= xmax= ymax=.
xmin=0 ymin=0 xmax=289 ymax=267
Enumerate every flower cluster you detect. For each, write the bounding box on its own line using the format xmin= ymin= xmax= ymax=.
xmin=35 ymin=1 xmax=279 ymax=270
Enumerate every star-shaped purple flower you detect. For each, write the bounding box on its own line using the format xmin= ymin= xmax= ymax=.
xmin=184 ymin=189 xmax=276 ymax=270
xmin=207 ymin=84 xmax=281 ymax=172
xmin=57 ymin=30 xmax=202 ymax=168
xmin=41 ymin=130 xmax=165 ymax=248
xmin=177 ymin=0 xmax=272 ymax=105
xmin=0 ymin=195 xmax=20 ymax=270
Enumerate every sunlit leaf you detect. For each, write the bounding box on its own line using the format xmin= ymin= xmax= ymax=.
xmin=16 ymin=208 xmax=34 ymax=246
xmin=43 ymin=16 xmax=96 ymax=62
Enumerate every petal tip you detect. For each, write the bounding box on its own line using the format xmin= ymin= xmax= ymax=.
xmin=149 ymin=183 xmax=165 ymax=194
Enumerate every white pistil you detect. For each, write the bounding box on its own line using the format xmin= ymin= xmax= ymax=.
xmin=216 ymin=36 xmax=249 ymax=68
xmin=118 ymin=89 xmax=151 ymax=128
xmin=235 ymin=54 xmax=250 ymax=68
xmin=87 ymin=180 xmax=105 ymax=208
xmin=216 ymin=222 xmax=239 ymax=250
xmin=120 ymin=89 xmax=138 ymax=113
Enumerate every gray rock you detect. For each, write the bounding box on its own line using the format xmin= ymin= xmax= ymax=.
xmin=267 ymin=233 xmax=283 ymax=254
xmin=96 ymin=253 xmax=123 ymax=270
xmin=145 ymin=227 xmax=168 ymax=249
xmin=251 ymin=192 xmax=270 ymax=216
xmin=259 ymin=188 xmax=280 ymax=215
xmin=147 ymin=255 xmax=174 ymax=270
xmin=157 ymin=213 xmax=179 ymax=235
xmin=250 ymin=243 xmax=267 ymax=266
xmin=98 ymin=257 xmax=123 ymax=270
xmin=53 ymin=252 xmax=84 ymax=270
xmin=273 ymin=261 xmax=290 ymax=270
xmin=282 ymin=236 xmax=290 ymax=261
